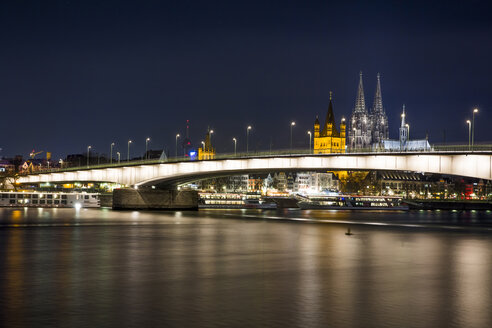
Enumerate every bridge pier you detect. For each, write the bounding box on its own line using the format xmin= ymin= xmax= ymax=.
xmin=112 ymin=188 xmax=198 ymax=210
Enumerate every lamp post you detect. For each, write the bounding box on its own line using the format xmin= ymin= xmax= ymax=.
xmin=246 ymin=126 xmax=252 ymax=153
xmin=341 ymin=117 xmax=346 ymax=152
xmin=290 ymin=121 xmax=296 ymax=151
xmin=233 ymin=138 xmax=237 ymax=156
xmin=127 ymin=140 xmax=132 ymax=162
xmin=307 ymin=131 xmax=312 ymax=153
xmin=210 ymin=130 xmax=214 ymax=145
xmin=117 ymin=152 xmax=121 ymax=164
xmin=110 ymin=142 xmax=115 ymax=164
xmin=201 ymin=141 xmax=205 ymax=150
xmin=175 ymin=134 xmax=180 ymax=158
xmin=472 ymin=108 xmax=478 ymax=149
xmin=405 ymin=124 xmax=410 ymax=140
xmin=145 ymin=138 xmax=150 ymax=160
xmin=87 ymin=146 xmax=91 ymax=167
xmin=466 ymin=120 xmax=471 ymax=150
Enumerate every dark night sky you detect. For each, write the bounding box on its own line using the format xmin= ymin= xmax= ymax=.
xmin=1 ymin=0 xmax=491 ymax=159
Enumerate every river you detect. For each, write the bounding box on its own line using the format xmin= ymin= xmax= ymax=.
xmin=1 ymin=208 xmax=492 ymax=327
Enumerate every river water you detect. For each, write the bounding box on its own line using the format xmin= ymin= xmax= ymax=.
xmin=1 ymin=208 xmax=492 ymax=328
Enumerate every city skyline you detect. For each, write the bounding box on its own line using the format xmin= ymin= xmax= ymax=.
xmin=0 ymin=0 xmax=491 ymax=159
xmin=0 ymin=71 xmax=486 ymax=160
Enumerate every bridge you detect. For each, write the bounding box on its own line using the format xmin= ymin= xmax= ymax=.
xmin=18 ymin=150 xmax=492 ymax=188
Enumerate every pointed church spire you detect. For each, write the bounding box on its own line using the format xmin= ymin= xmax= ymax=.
xmin=321 ymin=93 xmax=339 ymax=137
xmin=372 ymin=73 xmax=384 ymax=114
xmin=354 ymin=71 xmax=366 ymax=113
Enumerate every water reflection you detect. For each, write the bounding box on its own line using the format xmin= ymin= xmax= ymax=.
xmin=0 ymin=208 xmax=492 ymax=327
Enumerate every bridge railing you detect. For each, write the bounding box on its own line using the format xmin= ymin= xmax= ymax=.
xmin=20 ymin=144 xmax=492 ymax=175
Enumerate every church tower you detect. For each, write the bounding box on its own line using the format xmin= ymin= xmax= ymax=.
xmin=313 ymin=92 xmax=346 ymax=154
xmin=399 ymin=105 xmax=409 ymax=149
xmin=370 ymin=73 xmax=389 ymax=146
xmin=348 ymin=72 xmax=372 ymax=149
xmin=198 ymin=129 xmax=216 ymax=160
xmin=314 ymin=116 xmax=320 ymax=138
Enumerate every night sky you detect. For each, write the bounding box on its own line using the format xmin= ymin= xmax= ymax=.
xmin=1 ymin=0 xmax=491 ymax=159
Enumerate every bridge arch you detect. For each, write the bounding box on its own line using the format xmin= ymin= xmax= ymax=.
xmin=17 ymin=152 xmax=492 ymax=187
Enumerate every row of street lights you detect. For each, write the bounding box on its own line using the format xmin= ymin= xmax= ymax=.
xmin=87 ymin=108 xmax=481 ymax=167
xmin=174 ymin=122 xmax=321 ymax=157
xmin=88 ymin=137 xmax=152 ymax=167
xmin=87 ymin=144 xmax=120 ymax=167
xmin=88 ymin=122 xmax=308 ymax=167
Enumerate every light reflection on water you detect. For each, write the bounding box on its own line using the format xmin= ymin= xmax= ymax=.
xmin=0 ymin=208 xmax=492 ymax=327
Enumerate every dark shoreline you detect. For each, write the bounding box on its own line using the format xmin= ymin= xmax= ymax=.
xmin=406 ymin=199 xmax=492 ymax=210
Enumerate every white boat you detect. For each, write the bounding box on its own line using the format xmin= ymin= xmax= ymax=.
xmin=0 ymin=191 xmax=100 ymax=208
xmin=297 ymin=193 xmax=408 ymax=210
xmin=198 ymin=192 xmax=277 ymax=209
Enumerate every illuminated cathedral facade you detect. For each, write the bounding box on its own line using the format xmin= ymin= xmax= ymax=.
xmin=348 ymin=72 xmax=389 ymax=149
xmin=313 ymin=92 xmax=346 ymax=154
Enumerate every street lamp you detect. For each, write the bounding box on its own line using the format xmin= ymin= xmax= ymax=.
xmin=307 ymin=131 xmax=312 ymax=153
xmin=175 ymin=134 xmax=180 ymax=158
xmin=110 ymin=142 xmax=115 ymax=164
xmin=472 ymin=108 xmax=478 ymax=149
xmin=145 ymin=138 xmax=150 ymax=160
xmin=210 ymin=130 xmax=214 ymax=145
xmin=127 ymin=140 xmax=132 ymax=162
xmin=117 ymin=152 xmax=121 ymax=164
xmin=290 ymin=121 xmax=296 ymax=151
xmin=201 ymin=141 xmax=205 ymax=150
xmin=405 ymin=124 xmax=410 ymax=140
xmin=232 ymin=138 xmax=237 ymax=156
xmin=246 ymin=126 xmax=252 ymax=153
xmin=87 ymin=146 xmax=91 ymax=167
xmin=466 ymin=120 xmax=471 ymax=150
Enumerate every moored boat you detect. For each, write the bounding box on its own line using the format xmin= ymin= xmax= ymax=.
xmin=0 ymin=191 xmax=100 ymax=208
xmin=198 ymin=192 xmax=277 ymax=209
xmin=297 ymin=193 xmax=408 ymax=210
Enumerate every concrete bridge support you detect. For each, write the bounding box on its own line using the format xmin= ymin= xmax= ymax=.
xmin=112 ymin=188 xmax=198 ymax=210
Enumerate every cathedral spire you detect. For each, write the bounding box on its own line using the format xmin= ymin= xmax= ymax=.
xmin=372 ymin=73 xmax=384 ymax=114
xmin=354 ymin=71 xmax=366 ymax=113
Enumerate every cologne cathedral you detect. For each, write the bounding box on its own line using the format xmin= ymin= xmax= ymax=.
xmin=348 ymin=72 xmax=389 ymax=149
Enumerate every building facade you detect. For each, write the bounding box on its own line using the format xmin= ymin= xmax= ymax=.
xmin=313 ymin=93 xmax=346 ymax=154
xmin=295 ymin=172 xmax=339 ymax=193
xmin=380 ymin=105 xmax=431 ymax=151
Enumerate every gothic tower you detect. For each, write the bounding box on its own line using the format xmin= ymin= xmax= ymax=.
xmin=399 ymin=105 xmax=409 ymax=149
xmin=370 ymin=73 xmax=389 ymax=146
xmin=348 ymin=72 xmax=372 ymax=149
xmin=198 ymin=128 xmax=216 ymax=160
xmin=313 ymin=92 xmax=346 ymax=154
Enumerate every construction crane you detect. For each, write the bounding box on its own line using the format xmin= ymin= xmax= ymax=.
xmin=29 ymin=150 xmax=44 ymax=159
